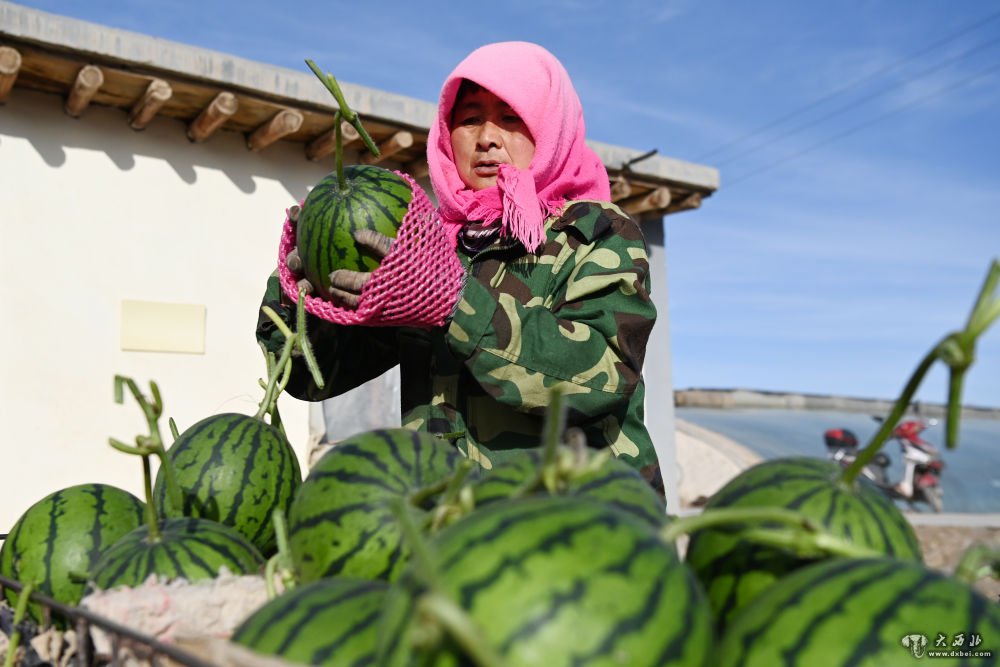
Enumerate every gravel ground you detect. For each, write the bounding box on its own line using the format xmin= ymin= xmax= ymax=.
xmin=914 ymin=524 xmax=1000 ymax=601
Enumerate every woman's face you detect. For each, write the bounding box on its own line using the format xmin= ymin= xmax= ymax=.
xmin=449 ymin=86 xmax=535 ymax=191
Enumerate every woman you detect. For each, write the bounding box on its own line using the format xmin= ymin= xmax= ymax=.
xmin=259 ymin=41 xmax=658 ymax=477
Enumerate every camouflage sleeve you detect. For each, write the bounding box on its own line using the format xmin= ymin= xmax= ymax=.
xmin=254 ymin=272 xmax=399 ymax=402
xmin=445 ymin=202 xmax=656 ymax=421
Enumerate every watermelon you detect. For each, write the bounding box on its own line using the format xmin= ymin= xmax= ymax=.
xmin=296 ymin=165 xmax=412 ymax=293
xmin=232 ymin=577 xmax=388 ymax=666
xmin=152 ymin=413 xmax=301 ymax=557
xmin=471 ymin=448 xmax=669 ymax=529
xmin=88 ymin=517 xmax=263 ymax=590
xmin=684 ymin=457 xmax=922 ymax=630
xmin=714 ymin=557 xmax=1000 ymax=666
xmin=0 ymin=484 xmax=145 ymax=624
xmin=379 ymin=495 xmax=713 ymax=667
xmin=287 ymin=428 xmax=462 ymax=583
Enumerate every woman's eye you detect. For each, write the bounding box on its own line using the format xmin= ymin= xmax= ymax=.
xmin=503 ymin=115 xmax=523 ymax=124
xmin=458 ymin=115 xmax=481 ymax=126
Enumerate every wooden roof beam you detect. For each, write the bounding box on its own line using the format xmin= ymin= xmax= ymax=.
xmin=610 ymin=178 xmax=632 ymax=202
xmin=187 ymin=91 xmax=238 ymax=142
xmin=247 ymin=108 xmax=303 ymax=151
xmin=361 ymin=130 xmax=414 ymax=165
xmin=669 ymin=192 xmax=703 ymax=214
xmin=0 ymin=46 xmax=22 ymax=104
xmin=129 ymin=78 xmax=172 ymax=130
xmin=621 ymin=186 xmax=672 ymax=216
xmin=65 ymin=65 xmax=103 ymax=117
xmin=306 ymin=120 xmax=360 ymax=162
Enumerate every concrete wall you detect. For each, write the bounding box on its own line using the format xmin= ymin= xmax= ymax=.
xmin=0 ymin=89 xmax=327 ymax=532
xmin=642 ymin=218 xmax=680 ymax=512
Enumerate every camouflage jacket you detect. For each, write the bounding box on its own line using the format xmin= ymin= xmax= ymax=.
xmin=257 ymin=200 xmax=657 ymax=470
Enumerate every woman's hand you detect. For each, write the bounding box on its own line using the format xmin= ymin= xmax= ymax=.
xmin=328 ymin=229 xmax=394 ymax=308
xmin=284 ymin=229 xmax=393 ymax=308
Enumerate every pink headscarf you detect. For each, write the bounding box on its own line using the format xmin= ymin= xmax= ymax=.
xmin=427 ymin=41 xmax=611 ymax=251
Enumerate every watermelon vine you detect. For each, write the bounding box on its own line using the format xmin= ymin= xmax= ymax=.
xmin=955 ymin=544 xmax=1000 ymax=586
xmin=2 ymin=579 xmax=34 ymax=667
xmin=389 ymin=496 xmax=507 ymax=667
xmin=662 ymin=506 xmax=881 ymax=560
xmin=108 ymin=376 xmax=182 ymax=540
xmin=94 ymin=376 xmax=265 ymax=589
xmin=305 ymin=59 xmax=381 ymax=189
xmin=257 ymin=284 xmax=326 ymax=427
xmin=684 ymin=259 xmax=999 ymax=630
xmin=842 ymin=259 xmax=1000 ymax=482
xmin=264 ymin=508 xmax=296 ymax=599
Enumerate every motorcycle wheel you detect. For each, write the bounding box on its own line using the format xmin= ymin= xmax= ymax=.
xmin=922 ymin=486 xmax=944 ymax=513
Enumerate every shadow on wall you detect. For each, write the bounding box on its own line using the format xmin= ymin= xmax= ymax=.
xmin=1 ymin=88 xmax=329 ymax=201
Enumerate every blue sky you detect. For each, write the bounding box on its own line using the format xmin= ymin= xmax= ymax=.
xmin=20 ymin=0 xmax=1000 ymax=408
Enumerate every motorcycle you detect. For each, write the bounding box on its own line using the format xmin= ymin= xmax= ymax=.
xmin=823 ymin=417 xmax=945 ymax=512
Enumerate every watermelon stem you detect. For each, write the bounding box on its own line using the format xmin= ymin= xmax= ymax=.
xmin=843 ymin=260 xmax=1000 ymax=482
xmin=661 ymin=506 xmax=881 ymax=559
xmin=408 ymin=477 xmax=453 ymax=509
xmin=840 ymin=348 xmax=936 ymax=485
xmin=389 ymin=498 xmax=505 ymax=667
xmin=955 ymin=544 xmax=1000 ymax=585
xmin=141 ymin=455 xmax=157 ymax=535
xmin=507 ymin=387 xmax=603 ymax=499
xmin=109 ymin=376 xmax=185 ymax=539
xmin=256 ymin=288 xmax=326 ymax=422
xmin=294 ymin=285 xmax=326 ymax=389
xmin=334 ymin=110 xmax=345 ymax=189
xmin=539 ymin=387 xmax=567 ymax=493
xmin=305 ymin=59 xmax=381 ymax=159
xmin=268 ymin=379 xmax=287 ymax=437
xmin=417 ymin=593 xmax=508 ymax=667
xmin=3 ymin=579 xmax=35 ymax=667
xmin=389 ymin=496 xmax=440 ymax=588
xmin=255 ymin=334 xmax=294 ymax=422
xmin=428 ymin=460 xmax=477 ymax=531
xmin=264 ymin=508 xmax=296 ymax=598
xmin=943 ymin=258 xmax=1000 ymax=447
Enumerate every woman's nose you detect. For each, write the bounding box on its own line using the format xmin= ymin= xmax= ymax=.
xmin=476 ymin=121 xmax=502 ymax=150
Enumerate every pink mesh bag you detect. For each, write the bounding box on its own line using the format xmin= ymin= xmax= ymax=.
xmin=277 ymin=171 xmax=465 ymax=328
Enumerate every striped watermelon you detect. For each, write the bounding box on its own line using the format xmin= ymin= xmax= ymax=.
xmin=88 ymin=517 xmax=263 ymax=590
xmin=152 ymin=413 xmax=301 ymax=557
xmin=472 ymin=448 xmax=669 ymax=529
xmin=379 ymin=495 xmax=713 ymax=667
xmin=715 ymin=557 xmax=1000 ymax=666
xmin=0 ymin=484 xmax=144 ymax=624
xmin=684 ymin=457 xmax=922 ymax=630
xmin=287 ymin=428 xmax=463 ymax=583
xmin=296 ymin=165 xmax=412 ymax=294
xmin=232 ymin=577 xmax=387 ymax=666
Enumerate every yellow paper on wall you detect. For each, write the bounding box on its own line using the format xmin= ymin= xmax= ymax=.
xmin=120 ymin=300 xmax=206 ymax=354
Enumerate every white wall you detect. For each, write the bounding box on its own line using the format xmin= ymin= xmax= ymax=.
xmin=642 ymin=218 xmax=680 ymax=513
xmin=0 ymin=89 xmax=330 ymax=532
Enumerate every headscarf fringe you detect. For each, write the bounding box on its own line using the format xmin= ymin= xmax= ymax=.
xmin=498 ymin=165 xmax=545 ymax=252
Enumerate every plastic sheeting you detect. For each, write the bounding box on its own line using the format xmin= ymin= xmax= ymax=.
xmin=318 ymin=367 xmax=401 ymax=443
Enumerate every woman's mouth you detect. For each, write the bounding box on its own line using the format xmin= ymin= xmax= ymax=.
xmin=473 ymin=161 xmax=502 ymax=177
